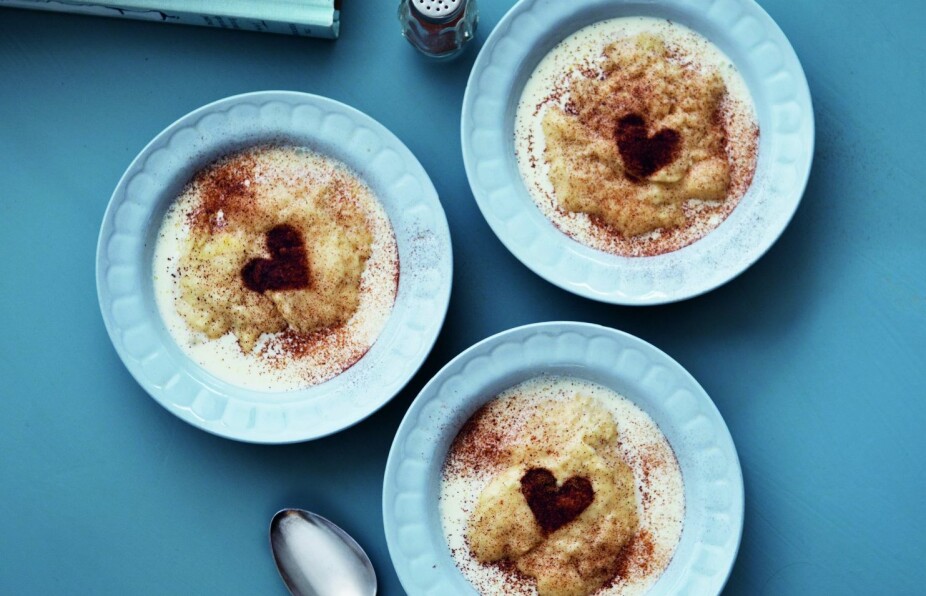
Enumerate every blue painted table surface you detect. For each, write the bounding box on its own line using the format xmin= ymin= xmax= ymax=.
xmin=0 ymin=1 xmax=923 ymax=593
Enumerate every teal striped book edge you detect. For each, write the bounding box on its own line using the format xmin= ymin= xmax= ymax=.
xmin=0 ymin=0 xmax=340 ymax=39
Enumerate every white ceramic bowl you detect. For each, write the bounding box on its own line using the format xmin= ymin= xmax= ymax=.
xmin=383 ymin=322 xmax=744 ymax=595
xmin=461 ymin=0 xmax=814 ymax=304
xmin=97 ymin=91 xmax=452 ymax=443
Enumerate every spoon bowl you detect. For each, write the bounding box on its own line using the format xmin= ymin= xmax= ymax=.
xmin=270 ymin=508 xmax=377 ymax=596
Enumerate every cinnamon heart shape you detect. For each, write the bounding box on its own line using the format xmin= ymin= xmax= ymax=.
xmin=241 ymin=224 xmax=310 ymax=292
xmin=520 ymin=467 xmax=594 ymax=534
xmin=615 ymin=113 xmax=681 ymax=179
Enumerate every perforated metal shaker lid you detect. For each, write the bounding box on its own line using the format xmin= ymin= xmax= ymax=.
xmin=409 ymin=0 xmax=464 ymax=23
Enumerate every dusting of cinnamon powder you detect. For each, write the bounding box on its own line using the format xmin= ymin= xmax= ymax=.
xmin=154 ymin=145 xmax=398 ymax=390
xmin=440 ymin=376 xmax=685 ymax=596
xmin=515 ymin=18 xmax=760 ymax=257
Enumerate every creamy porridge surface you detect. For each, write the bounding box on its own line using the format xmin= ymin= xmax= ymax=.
xmin=440 ymin=376 xmax=685 ymax=596
xmin=153 ymin=145 xmax=398 ymax=392
xmin=515 ymin=17 xmax=759 ymax=257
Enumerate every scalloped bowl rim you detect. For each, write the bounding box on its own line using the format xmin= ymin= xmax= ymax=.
xmin=461 ymin=0 xmax=814 ymax=305
xmin=96 ymin=91 xmax=453 ymax=443
xmin=383 ymin=321 xmax=744 ymax=594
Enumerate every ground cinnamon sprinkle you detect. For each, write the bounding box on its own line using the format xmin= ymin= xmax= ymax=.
xmin=445 ymin=404 xmax=507 ymax=477
xmin=188 ymin=152 xmax=258 ymax=231
xmin=490 ymin=559 xmax=536 ymax=595
xmin=241 ymin=224 xmax=311 ymax=292
xmin=608 ymin=530 xmax=657 ymax=587
xmin=258 ymin=326 xmax=371 ymax=380
xmin=514 ymin=18 xmax=761 ymax=258
xmin=613 ymin=113 xmax=682 ymax=180
xmin=520 ymin=467 xmax=595 ymax=534
xmin=439 ymin=376 xmax=685 ymax=596
xmin=154 ymin=145 xmax=399 ymax=391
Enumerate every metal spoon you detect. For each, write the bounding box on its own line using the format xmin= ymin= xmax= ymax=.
xmin=269 ymin=508 xmax=377 ymax=596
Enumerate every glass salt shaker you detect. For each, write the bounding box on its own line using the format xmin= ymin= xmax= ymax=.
xmin=398 ymin=0 xmax=478 ymax=60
